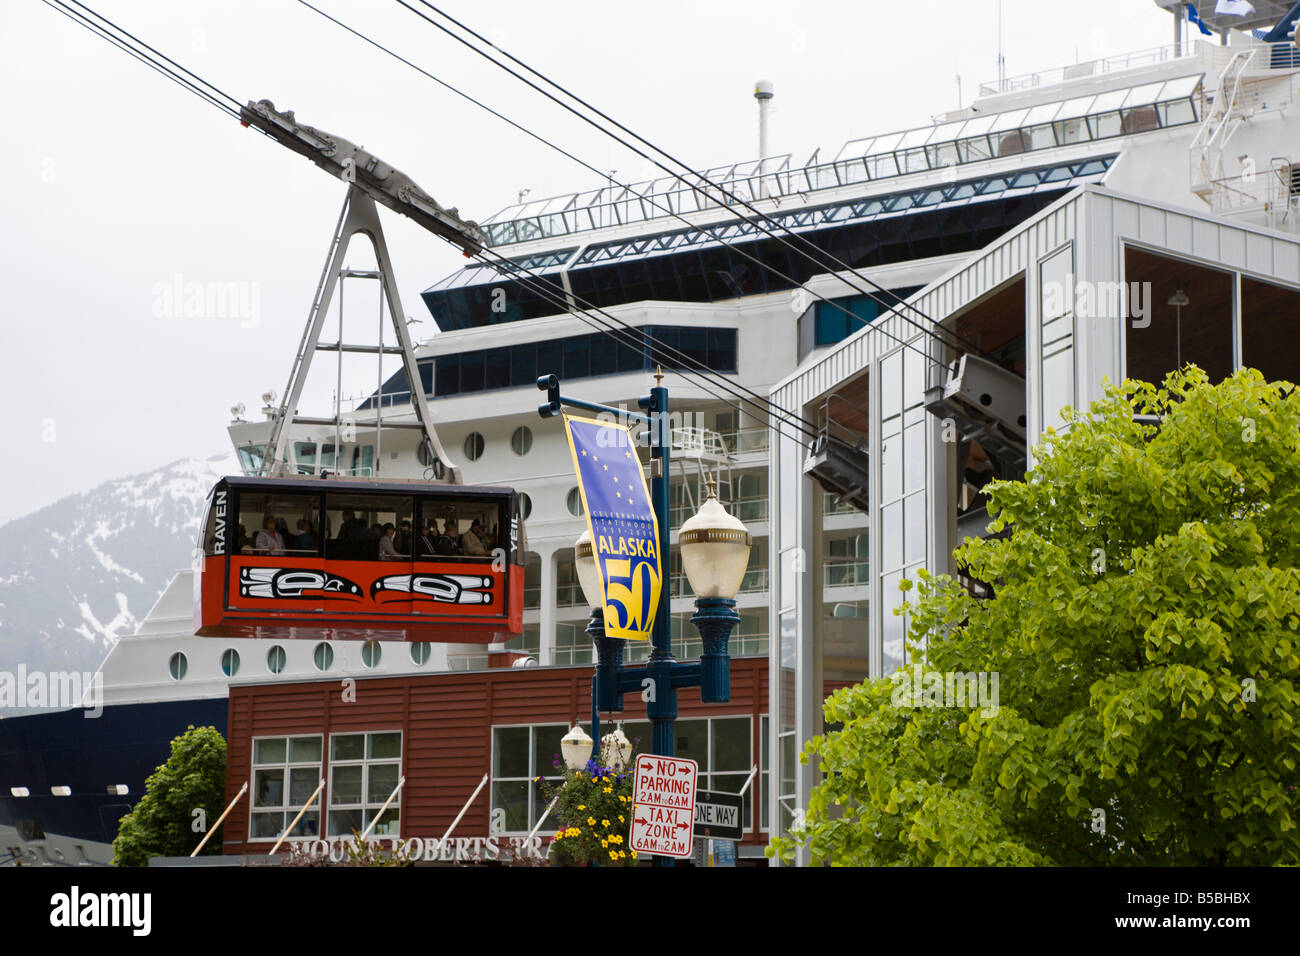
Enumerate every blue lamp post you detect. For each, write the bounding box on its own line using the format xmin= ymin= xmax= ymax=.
xmin=538 ymin=372 xmax=750 ymax=866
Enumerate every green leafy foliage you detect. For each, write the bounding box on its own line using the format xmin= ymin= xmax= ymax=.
xmin=771 ymin=368 xmax=1300 ymax=865
xmin=112 ymin=725 xmax=227 ymax=866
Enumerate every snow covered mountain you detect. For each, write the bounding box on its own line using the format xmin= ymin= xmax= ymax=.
xmin=0 ymin=453 xmax=238 ymax=681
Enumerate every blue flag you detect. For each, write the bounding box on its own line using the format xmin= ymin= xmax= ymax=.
xmin=1188 ymin=3 xmax=1214 ymax=35
xmin=563 ymin=415 xmax=662 ymax=641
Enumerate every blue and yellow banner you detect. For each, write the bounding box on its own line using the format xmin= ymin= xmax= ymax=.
xmin=563 ymin=415 xmax=662 ymax=642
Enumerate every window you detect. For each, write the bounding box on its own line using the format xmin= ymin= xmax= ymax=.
xmin=328 ymin=732 xmax=402 ymax=837
xmin=267 ymin=645 xmax=286 ymax=674
xmin=221 ymin=648 xmax=240 ymax=677
xmin=324 ymin=492 xmax=414 ymax=561
xmin=168 ymin=652 xmax=187 ymax=681
xmin=250 ymin=735 xmax=322 ymax=840
xmin=235 ymin=491 xmax=321 ymax=558
xmin=511 ymin=426 xmax=533 ymax=456
xmin=414 ymin=494 xmax=505 ymax=558
xmin=464 ymin=432 xmax=485 ymax=461
xmin=1040 ymin=245 xmax=1076 ymax=431
xmin=361 ymin=640 xmax=382 ymax=669
xmin=520 ymin=493 xmax=533 ymax=521
xmin=566 ymin=487 xmax=584 ymax=517
xmin=410 ymin=642 xmax=432 ymax=665
xmin=313 ymin=642 xmax=333 ymax=671
xmin=490 ymin=724 xmax=567 ymax=833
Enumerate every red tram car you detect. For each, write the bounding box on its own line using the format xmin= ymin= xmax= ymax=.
xmin=194 ymin=476 xmax=525 ymax=642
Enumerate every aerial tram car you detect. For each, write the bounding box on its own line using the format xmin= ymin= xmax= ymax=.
xmin=194 ymin=100 xmax=524 ymax=643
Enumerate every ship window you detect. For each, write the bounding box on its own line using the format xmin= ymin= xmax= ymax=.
xmin=251 ymin=734 xmax=322 ymax=841
xmin=237 ymin=444 xmax=266 ymax=475
xmin=511 ymin=426 xmax=533 ymax=456
xmin=168 ymin=652 xmax=187 ymax=681
xmin=313 ymin=642 xmax=333 ymax=671
xmin=566 ymin=487 xmax=584 ymax=517
xmin=221 ymin=648 xmax=240 ymax=677
xmin=267 ymin=645 xmax=286 ymax=674
xmin=293 ymin=442 xmax=317 ymax=475
xmin=463 ymin=432 xmax=485 ymax=461
xmin=361 ymin=640 xmax=382 ymax=669
xmin=327 ymin=731 xmax=403 ymax=838
xmin=410 ymin=642 xmax=432 ymax=665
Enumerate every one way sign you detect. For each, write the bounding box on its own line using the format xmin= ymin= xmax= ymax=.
xmin=693 ymin=790 xmax=743 ymax=842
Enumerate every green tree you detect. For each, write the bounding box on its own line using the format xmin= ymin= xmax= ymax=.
xmin=771 ymin=368 xmax=1300 ymax=866
xmin=112 ymin=724 xmax=227 ymax=866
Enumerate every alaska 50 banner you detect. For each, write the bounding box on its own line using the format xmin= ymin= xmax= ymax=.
xmin=562 ymin=414 xmax=662 ymax=642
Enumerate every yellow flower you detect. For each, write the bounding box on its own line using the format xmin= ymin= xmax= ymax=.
xmin=618 ymin=815 xmax=624 ymax=823
xmin=631 ymin=850 xmax=638 ymax=859
xmin=609 ymin=850 xmax=619 ymax=861
xmin=553 ymin=831 xmax=563 ymax=841
xmin=619 ymin=851 xmax=626 ymax=858
xmin=602 ymin=819 xmax=609 ymax=827
xmin=601 ymin=840 xmax=608 ymax=848
xmin=577 ymin=804 xmax=585 ymax=810
xmin=587 ymin=817 xmax=596 ymax=826
xmin=603 ymin=787 xmax=612 ymax=794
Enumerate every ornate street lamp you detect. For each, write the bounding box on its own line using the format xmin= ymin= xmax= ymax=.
xmin=679 ymin=478 xmax=751 ymax=702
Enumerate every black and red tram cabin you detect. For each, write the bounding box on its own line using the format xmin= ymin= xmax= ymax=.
xmin=194 ymin=476 xmax=525 ymax=642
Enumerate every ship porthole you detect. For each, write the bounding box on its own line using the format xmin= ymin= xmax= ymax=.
xmin=267 ymin=645 xmax=287 ymax=674
xmin=314 ymin=642 xmax=334 ymax=671
xmin=410 ymin=642 xmax=431 ymax=666
xmin=463 ymin=432 xmax=485 ymax=462
xmin=221 ymin=648 xmax=240 ymax=677
xmin=362 ymin=640 xmax=382 ymax=669
xmin=168 ymin=652 xmax=188 ymax=681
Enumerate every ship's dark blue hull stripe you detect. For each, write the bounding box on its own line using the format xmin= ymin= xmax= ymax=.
xmin=0 ymin=698 xmax=228 ymax=850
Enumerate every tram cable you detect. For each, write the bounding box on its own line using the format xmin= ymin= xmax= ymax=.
xmin=396 ymin=0 xmax=988 ymax=364
xmin=296 ymin=0 xmax=938 ymax=429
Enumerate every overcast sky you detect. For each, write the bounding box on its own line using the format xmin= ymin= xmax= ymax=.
xmin=0 ymin=0 xmax=1182 ymax=523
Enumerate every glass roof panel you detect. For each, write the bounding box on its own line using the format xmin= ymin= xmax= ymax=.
xmin=989 ymin=107 xmax=1030 ymax=132
xmin=928 ymin=119 xmax=968 ymax=143
xmin=1122 ymin=81 xmax=1168 ymax=108
xmin=868 ymin=131 xmax=905 ymax=154
xmin=897 ymin=127 xmax=933 ymax=149
xmin=1089 ymin=88 xmax=1131 ymax=113
xmin=1024 ymin=102 xmax=1062 ymax=125
xmin=958 ymin=114 xmax=996 ymax=137
xmin=1054 ymin=94 xmax=1097 ymax=120
xmin=1158 ymin=74 xmax=1204 ymax=100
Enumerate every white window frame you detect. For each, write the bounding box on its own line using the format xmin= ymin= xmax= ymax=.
xmin=326 ymin=731 xmax=403 ymax=839
xmin=249 ymin=734 xmax=323 ymax=843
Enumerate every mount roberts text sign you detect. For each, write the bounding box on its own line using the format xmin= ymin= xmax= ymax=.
xmin=562 ymin=414 xmax=663 ymax=641
xmin=630 ymin=754 xmax=698 ymax=858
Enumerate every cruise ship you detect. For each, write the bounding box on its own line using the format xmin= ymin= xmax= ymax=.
xmin=5 ymin=0 xmax=1300 ymax=865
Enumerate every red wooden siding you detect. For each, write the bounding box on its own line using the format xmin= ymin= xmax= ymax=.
xmin=223 ymin=656 xmax=770 ymax=854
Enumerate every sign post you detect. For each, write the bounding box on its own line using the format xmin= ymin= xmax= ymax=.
xmin=629 ymin=754 xmax=698 ymax=859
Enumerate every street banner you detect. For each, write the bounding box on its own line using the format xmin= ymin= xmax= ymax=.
xmin=562 ymin=414 xmax=662 ymax=641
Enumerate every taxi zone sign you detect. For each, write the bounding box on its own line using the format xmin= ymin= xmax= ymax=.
xmin=630 ymin=754 xmax=698 ymax=858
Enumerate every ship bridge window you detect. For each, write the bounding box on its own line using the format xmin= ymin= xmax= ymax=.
xmin=237 ymin=444 xmax=266 ymax=475
xmin=293 ymin=442 xmax=317 ymax=475
xmin=235 ymin=491 xmax=321 ymax=558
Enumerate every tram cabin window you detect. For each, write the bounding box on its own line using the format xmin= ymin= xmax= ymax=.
xmin=236 ymin=493 xmax=321 ymax=557
xmin=413 ymin=495 xmax=504 ymax=560
xmin=324 ymin=494 xmax=414 ymax=561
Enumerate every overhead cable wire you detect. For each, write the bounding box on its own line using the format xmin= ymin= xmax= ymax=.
xmin=398 ymin=0 xmax=987 ymax=363
xmin=297 ymin=0 xmax=938 ymax=429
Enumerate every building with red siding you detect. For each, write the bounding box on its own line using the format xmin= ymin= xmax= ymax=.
xmin=222 ymin=655 xmax=774 ymax=863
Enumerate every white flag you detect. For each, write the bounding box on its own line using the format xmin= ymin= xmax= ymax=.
xmin=1215 ymin=0 xmax=1256 ymax=16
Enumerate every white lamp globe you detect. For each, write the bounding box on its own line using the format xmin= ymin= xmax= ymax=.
xmin=574 ymin=528 xmax=604 ymax=612
xmin=560 ymin=724 xmax=593 ymax=772
xmin=678 ymin=479 xmax=752 ymax=600
xmin=600 ymin=723 xmax=633 ymax=770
